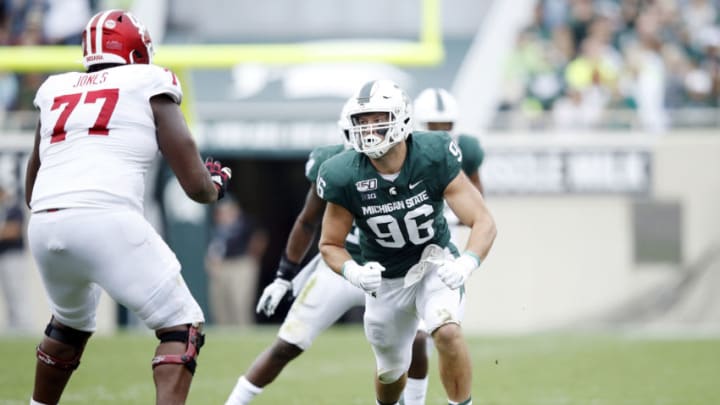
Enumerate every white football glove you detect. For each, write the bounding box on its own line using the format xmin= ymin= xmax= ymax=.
xmin=342 ymin=260 xmax=385 ymax=295
xmin=436 ymin=253 xmax=481 ymax=290
xmin=255 ymin=278 xmax=292 ymax=316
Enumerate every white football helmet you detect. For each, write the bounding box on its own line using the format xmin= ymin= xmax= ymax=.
xmin=337 ymin=97 xmax=353 ymax=149
xmin=413 ymin=88 xmax=459 ymax=131
xmin=346 ymin=80 xmax=412 ymax=159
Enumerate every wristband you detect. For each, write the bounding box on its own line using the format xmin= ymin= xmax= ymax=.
xmin=275 ymin=254 xmax=301 ymax=281
xmin=341 ymin=260 xmax=358 ymax=279
xmin=460 ymin=251 xmax=481 ymax=271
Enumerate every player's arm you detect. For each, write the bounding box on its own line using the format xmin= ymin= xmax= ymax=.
xmin=151 ymin=94 xmax=219 ymax=203
xmin=255 ymin=184 xmax=326 ymax=316
xmin=285 ymin=184 xmax=327 ymax=263
xmin=444 ymin=171 xmax=496 ymax=261
xmin=24 ymin=121 xmax=41 ymax=208
xmin=436 ymin=171 xmax=496 ymax=289
xmin=319 ymin=202 xmax=384 ymax=294
xmin=318 ymin=201 xmax=354 ymax=274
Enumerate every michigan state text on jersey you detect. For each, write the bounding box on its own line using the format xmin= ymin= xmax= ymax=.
xmin=317 ymin=131 xmax=463 ymax=279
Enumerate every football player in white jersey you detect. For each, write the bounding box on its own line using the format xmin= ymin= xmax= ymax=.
xmin=24 ymin=10 xmax=231 ymax=405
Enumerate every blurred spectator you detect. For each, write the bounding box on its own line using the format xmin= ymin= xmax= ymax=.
xmin=698 ymin=26 xmax=720 ymax=106
xmin=565 ymin=36 xmax=621 ymax=94
xmin=624 ymin=11 xmax=668 ymax=132
xmin=569 ymin=0 xmax=596 ymax=51
xmin=0 ymin=185 xmax=31 ymax=333
xmin=0 ymin=5 xmax=10 ymax=124
xmin=3 ymin=3 xmax=44 ymax=115
xmin=206 ymin=198 xmax=268 ymax=326
xmin=499 ymin=0 xmax=720 ymax=130
xmin=552 ymin=86 xmax=607 ymax=128
xmin=0 ymin=1 xmax=8 ymax=39
xmin=682 ymin=0 xmax=717 ymax=44
xmin=0 ymin=3 xmax=19 ymax=122
xmin=42 ymin=0 xmax=93 ymax=45
xmin=1 ymin=1 xmax=95 ymax=117
xmin=684 ymin=63 xmax=715 ymax=105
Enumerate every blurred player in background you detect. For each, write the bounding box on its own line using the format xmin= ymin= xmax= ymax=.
xmin=206 ymin=197 xmax=268 ymax=326
xmin=24 ymin=10 xmax=231 ymax=405
xmin=318 ymin=79 xmax=496 ymax=405
xmin=413 ymin=87 xmax=485 ymax=251
xmin=226 ymin=99 xmax=433 ymax=405
xmin=413 ymin=88 xmax=484 ymax=194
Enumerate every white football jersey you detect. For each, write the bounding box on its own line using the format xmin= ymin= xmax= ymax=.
xmin=31 ymin=64 xmax=182 ymax=213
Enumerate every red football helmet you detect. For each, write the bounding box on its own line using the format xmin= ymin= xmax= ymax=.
xmin=82 ymin=10 xmax=154 ymax=69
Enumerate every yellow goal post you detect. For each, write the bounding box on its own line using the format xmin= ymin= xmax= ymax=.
xmin=0 ymin=0 xmax=444 ymax=122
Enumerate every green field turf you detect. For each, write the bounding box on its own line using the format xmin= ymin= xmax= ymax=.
xmin=1 ymin=326 xmax=719 ymax=404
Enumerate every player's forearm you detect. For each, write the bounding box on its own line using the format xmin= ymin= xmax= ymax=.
xmin=284 ymin=219 xmax=319 ymax=263
xmin=177 ymin=156 xmax=221 ymax=204
xmin=25 ymin=169 xmax=37 ymax=208
xmin=318 ymin=242 xmax=352 ymax=275
xmin=185 ymin=181 xmax=219 ymax=204
xmin=464 ymin=213 xmax=497 ymax=261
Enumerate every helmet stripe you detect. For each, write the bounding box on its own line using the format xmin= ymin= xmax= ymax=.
xmin=93 ymin=10 xmax=115 ymax=56
xmin=357 ymin=81 xmax=376 ymax=103
xmin=434 ymin=88 xmax=445 ymax=112
xmin=84 ymin=12 xmax=103 ymax=54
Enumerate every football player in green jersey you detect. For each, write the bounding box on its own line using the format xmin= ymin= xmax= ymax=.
xmin=413 ymin=87 xmax=484 ymax=194
xmin=414 ymin=87 xmax=485 ymax=259
xmin=225 ymin=99 xmax=431 ymax=405
xmin=399 ymin=87 xmax=486 ymax=404
xmin=317 ymin=80 xmax=496 ymax=405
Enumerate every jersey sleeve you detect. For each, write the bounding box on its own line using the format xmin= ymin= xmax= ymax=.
xmin=32 ymin=75 xmax=55 ymax=110
xmin=436 ymin=133 xmax=463 ymax=191
xmin=316 ymin=155 xmax=351 ymax=208
xmin=305 ymin=144 xmax=345 ymax=183
xmin=305 ymin=147 xmax=328 ymax=183
xmin=458 ymin=134 xmax=484 ymax=176
xmin=304 ymin=150 xmax=320 ymax=183
xmin=143 ymin=65 xmax=183 ymax=105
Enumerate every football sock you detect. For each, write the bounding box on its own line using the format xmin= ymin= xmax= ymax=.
xmin=30 ymin=399 xmax=49 ymax=405
xmin=225 ymin=375 xmax=263 ymax=405
xmin=448 ymin=397 xmax=472 ymax=405
xmin=376 ymin=400 xmax=399 ymax=405
xmin=402 ymin=376 xmax=429 ymax=405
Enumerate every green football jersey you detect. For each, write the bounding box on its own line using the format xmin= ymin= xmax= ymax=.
xmin=305 ymin=144 xmax=346 ymax=183
xmin=456 ymin=133 xmax=484 ymax=177
xmin=317 ymin=131 xmax=462 ymax=279
xmin=304 ymin=144 xmax=362 ymax=261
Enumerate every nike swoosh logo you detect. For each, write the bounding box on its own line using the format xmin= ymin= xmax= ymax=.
xmin=409 ymin=180 xmax=424 ymax=189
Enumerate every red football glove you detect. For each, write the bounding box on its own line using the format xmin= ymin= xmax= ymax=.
xmin=204 ymin=157 xmax=232 ymax=200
